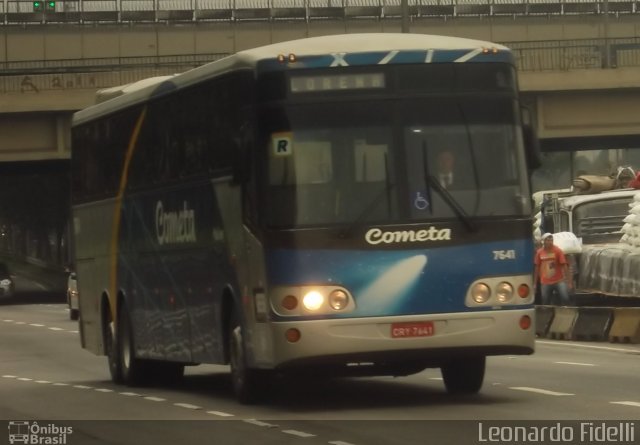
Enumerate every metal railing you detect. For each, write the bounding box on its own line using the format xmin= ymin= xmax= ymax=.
xmin=1 ymin=0 xmax=638 ymax=23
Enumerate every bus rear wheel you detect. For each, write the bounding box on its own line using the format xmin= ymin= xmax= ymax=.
xmin=228 ymin=322 xmax=269 ymax=404
xmin=441 ymin=356 xmax=485 ymax=394
xmin=105 ymin=315 xmax=123 ymax=384
xmin=116 ymin=302 xmax=148 ymax=386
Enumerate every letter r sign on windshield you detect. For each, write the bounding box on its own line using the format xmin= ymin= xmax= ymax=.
xmin=272 ymin=132 xmax=293 ymax=157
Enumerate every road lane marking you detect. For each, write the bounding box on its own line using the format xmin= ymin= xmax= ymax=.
xmin=555 ymin=361 xmax=596 ymax=367
xmin=2 ymin=319 xmax=78 ymax=333
xmin=2 ymin=375 xmax=17 ymax=378
xmin=0 ymin=371 xmax=356 ymax=445
xmin=611 ymin=401 xmax=640 ymax=408
xmin=243 ymin=419 xmax=278 ymax=428
xmin=509 ymin=387 xmax=574 ymax=396
xmin=282 ymin=430 xmax=316 ymax=438
xmin=0 ymin=372 xmax=352 ymax=436
xmin=174 ymin=403 xmax=201 ymax=410
xmin=207 ymin=411 xmax=234 ymax=417
xmin=537 ymin=340 xmax=640 ymax=355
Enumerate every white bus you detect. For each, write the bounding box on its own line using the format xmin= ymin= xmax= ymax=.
xmin=71 ymin=33 xmax=539 ymax=403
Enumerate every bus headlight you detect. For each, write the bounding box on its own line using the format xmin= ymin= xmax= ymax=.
xmin=302 ymin=291 xmax=324 ymax=311
xmin=329 ymin=289 xmax=349 ymax=310
xmin=271 ymin=286 xmax=354 ymax=315
xmin=472 ymin=283 xmax=491 ymax=303
xmin=496 ymin=282 xmax=514 ymax=303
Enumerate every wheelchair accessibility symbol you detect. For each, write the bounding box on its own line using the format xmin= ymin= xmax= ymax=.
xmin=413 ymin=191 xmax=430 ymax=211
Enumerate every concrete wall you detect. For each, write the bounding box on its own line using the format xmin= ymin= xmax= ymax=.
xmin=1 ymin=16 xmax=640 ymax=62
xmin=3 ymin=18 xmax=640 ymax=162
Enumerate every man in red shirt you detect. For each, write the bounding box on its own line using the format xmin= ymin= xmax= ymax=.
xmin=534 ymin=233 xmax=572 ymax=305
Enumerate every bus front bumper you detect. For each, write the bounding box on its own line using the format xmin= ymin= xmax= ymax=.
xmin=265 ymin=308 xmax=535 ymax=370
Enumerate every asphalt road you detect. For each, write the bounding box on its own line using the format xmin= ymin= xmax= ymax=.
xmin=1 ymin=301 xmax=639 ymax=445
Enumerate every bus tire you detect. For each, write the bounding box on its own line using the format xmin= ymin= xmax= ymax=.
xmin=104 ymin=306 xmax=123 ymax=384
xmin=441 ymin=356 xmax=485 ymax=395
xmin=228 ymin=321 xmax=268 ymax=404
xmin=117 ymin=302 xmax=148 ymax=386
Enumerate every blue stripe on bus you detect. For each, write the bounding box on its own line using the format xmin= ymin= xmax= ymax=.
xmin=266 ymin=238 xmax=533 ymax=319
xmin=257 ymin=50 xmax=514 ymax=71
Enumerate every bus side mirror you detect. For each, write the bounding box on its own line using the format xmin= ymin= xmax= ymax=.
xmin=521 ymin=106 xmax=542 ymax=170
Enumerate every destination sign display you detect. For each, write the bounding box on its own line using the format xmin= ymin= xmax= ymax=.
xmin=290 ymin=73 xmax=385 ymax=93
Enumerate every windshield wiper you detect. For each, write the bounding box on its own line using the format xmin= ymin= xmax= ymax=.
xmin=422 ymin=142 xmax=476 ymax=233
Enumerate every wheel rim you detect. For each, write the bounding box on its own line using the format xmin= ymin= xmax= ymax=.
xmin=230 ymin=326 xmax=245 ymax=390
xmin=106 ymin=320 xmax=118 ymax=376
xmin=121 ymin=318 xmax=131 ymax=371
xmin=107 ymin=321 xmax=115 ymax=357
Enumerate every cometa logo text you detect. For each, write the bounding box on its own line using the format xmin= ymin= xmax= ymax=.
xmin=155 ymin=201 xmax=197 ymax=245
xmin=365 ymin=227 xmax=451 ymax=245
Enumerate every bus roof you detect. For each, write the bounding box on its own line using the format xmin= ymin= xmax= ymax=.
xmin=94 ymin=75 xmax=177 ymax=104
xmin=72 ymin=33 xmax=510 ymax=127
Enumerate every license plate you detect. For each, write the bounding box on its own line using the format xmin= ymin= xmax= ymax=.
xmin=391 ymin=321 xmax=435 ymax=338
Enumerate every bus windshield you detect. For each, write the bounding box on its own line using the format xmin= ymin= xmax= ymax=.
xmin=261 ymin=96 xmax=530 ymax=229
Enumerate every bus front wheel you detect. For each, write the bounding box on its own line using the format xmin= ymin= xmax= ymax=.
xmin=441 ymin=356 xmax=485 ymax=394
xmin=228 ymin=322 xmax=269 ymax=404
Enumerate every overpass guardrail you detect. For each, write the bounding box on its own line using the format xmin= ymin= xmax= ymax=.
xmin=1 ymin=0 xmax=640 ymax=24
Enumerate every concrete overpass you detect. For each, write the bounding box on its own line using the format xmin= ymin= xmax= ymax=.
xmin=3 ymin=11 xmax=640 ymax=161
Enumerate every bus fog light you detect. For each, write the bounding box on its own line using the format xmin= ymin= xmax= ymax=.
xmin=302 ymin=291 xmax=324 ymax=311
xmin=329 ymin=290 xmax=349 ymax=310
xmin=472 ymin=283 xmax=491 ymax=303
xmin=496 ymin=282 xmax=514 ymax=303
xmin=519 ymin=315 xmax=531 ymax=330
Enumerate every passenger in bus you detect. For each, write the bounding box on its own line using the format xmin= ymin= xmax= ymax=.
xmin=533 ymin=233 xmax=572 ymax=306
